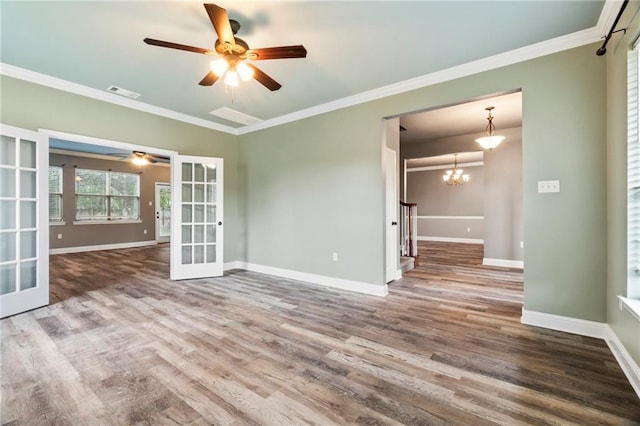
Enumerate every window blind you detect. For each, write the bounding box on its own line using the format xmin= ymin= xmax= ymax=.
xmin=628 ymin=44 xmax=640 ymax=299
xmin=48 ymin=166 xmax=63 ymax=222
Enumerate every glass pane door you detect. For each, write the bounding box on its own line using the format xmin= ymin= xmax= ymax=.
xmin=0 ymin=124 xmax=48 ymax=318
xmin=155 ymin=183 xmax=171 ymax=243
xmin=170 ymin=156 xmax=223 ymax=280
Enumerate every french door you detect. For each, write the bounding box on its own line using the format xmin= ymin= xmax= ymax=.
xmin=170 ymin=156 xmax=223 ymax=280
xmin=0 ymin=124 xmax=49 ymax=318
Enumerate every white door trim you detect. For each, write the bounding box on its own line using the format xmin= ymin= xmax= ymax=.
xmin=39 ymin=129 xmax=177 ymax=159
xmin=385 ymin=147 xmax=398 ymax=283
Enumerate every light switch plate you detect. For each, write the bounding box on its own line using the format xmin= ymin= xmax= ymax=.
xmin=538 ymin=180 xmax=560 ymax=193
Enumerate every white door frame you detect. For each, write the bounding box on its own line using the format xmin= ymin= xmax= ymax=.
xmin=40 ymin=128 xmax=177 ymax=261
xmin=155 ymin=182 xmax=171 ymax=243
xmin=41 ymin=129 xmax=177 ymax=162
xmin=385 ymin=147 xmax=399 ymax=283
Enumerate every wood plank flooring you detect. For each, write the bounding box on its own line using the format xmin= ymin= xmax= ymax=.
xmin=2 ymin=241 xmax=639 ymax=425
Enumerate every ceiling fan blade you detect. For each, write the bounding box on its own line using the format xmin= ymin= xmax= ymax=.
xmin=246 ymin=45 xmax=307 ymax=60
xmin=144 ymin=38 xmax=215 ymax=55
xmin=248 ymin=64 xmax=282 ymax=91
xmin=204 ymin=4 xmax=235 ymax=49
xmin=199 ymin=71 xmax=219 ymax=86
xmin=151 ymin=154 xmax=171 ymax=163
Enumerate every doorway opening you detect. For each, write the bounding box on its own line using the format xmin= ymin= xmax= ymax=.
xmin=155 ymin=183 xmax=171 ymax=243
xmin=45 ymin=130 xmax=174 ymax=256
xmin=385 ymin=90 xmax=523 ymax=280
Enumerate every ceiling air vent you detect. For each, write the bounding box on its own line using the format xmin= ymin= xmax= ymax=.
xmin=106 ymin=85 xmax=140 ymax=99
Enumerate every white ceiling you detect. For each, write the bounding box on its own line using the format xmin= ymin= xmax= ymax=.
xmin=400 ymin=91 xmax=523 ymax=143
xmin=1 ymin=1 xmax=611 ymax=135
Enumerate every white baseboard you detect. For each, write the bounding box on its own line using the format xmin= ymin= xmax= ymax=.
xmin=483 ymin=258 xmax=524 ymax=269
xmin=50 ymin=240 xmax=157 ymax=255
xmin=395 ymin=269 xmax=403 ymax=280
xmin=417 ymin=236 xmax=484 ymax=244
xmin=605 ymin=325 xmax=640 ymax=399
xmin=521 ymin=309 xmax=640 ymax=400
xmin=223 ymin=261 xmax=245 ymax=271
xmin=521 ymin=309 xmax=607 ymax=339
xmin=230 ymin=261 xmax=387 ymax=297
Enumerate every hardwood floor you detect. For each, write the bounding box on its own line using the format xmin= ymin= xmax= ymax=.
xmin=2 ymin=241 xmax=639 ymax=425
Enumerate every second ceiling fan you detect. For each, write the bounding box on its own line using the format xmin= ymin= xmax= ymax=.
xmin=144 ymin=3 xmax=307 ymax=91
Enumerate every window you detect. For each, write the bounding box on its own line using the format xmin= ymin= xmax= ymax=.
xmin=625 ymin=41 xmax=640 ymax=318
xmin=48 ymin=166 xmax=63 ymax=222
xmin=75 ymin=168 xmax=140 ymax=221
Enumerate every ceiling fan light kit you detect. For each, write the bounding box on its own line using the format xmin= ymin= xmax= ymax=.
xmin=144 ymin=3 xmax=307 ymax=92
xmin=131 ymin=155 xmax=150 ymax=166
xmin=475 ymin=106 xmax=506 ymax=150
xmin=105 ymin=150 xmax=170 ymax=165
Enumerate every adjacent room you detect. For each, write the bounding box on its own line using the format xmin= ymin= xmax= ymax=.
xmin=48 ymin=139 xmax=172 ymax=255
xmin=398 ymin=91 xmax=523 ymax=272
xmin=1 ymin=1 xmax=639 ymax=423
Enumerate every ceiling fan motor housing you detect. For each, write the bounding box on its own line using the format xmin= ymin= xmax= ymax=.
xmin=229 ymin=19 xmax=241 ymax=35
xmin=215 ymin=37 xmax=249 ymax=56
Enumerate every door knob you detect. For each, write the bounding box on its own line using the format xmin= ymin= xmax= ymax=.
xmin=218 ymin=221 xmax=222 ymax=226
xmin=391 ymin=221 xmax=398 ymax=226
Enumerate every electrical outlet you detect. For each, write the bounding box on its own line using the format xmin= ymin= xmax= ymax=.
xmin=466 ymin=227 xmax=471 ymax=233
xmin=332 ymin=252 xmax=338 ymax=261
xmin=520 ymin=241 xmax=524 ymax=248
xmin=148 ymin=201 xmax=152 ymax=206
xmin=57 ymin=233 xmax=62 ymax=240
xmin=143 ymin=229 xmax=147 ymax=234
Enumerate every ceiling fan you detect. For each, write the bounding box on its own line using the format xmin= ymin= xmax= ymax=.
xmin=109 ymin=151 xmax=170 ymax=165
xmin=143 ymin=3 xmax=307 ymax=91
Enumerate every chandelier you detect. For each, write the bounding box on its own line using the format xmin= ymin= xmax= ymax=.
xmin=443 ymin=154 xmax=470 ymax=186
xmin=475 ymin=106 xmax=506 ymax=150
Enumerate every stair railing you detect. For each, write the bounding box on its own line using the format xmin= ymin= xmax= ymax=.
xmin=400 ymin=201 xmax=418 ymax=263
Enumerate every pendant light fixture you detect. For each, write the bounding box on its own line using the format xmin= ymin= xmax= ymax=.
xmin=443 ymin=154 xmax=470 ymax=186
xmin=475 ymin=106 xmax=505 ymax=150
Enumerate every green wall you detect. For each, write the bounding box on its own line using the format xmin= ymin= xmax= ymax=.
xmin=607 ymin=2 xmax=640 ymax=365
xmin=238 ymin=112 xmax=385 ymax=284
xmin=0 ymin=76 xmax=241 ymax=261
xmin=240 ymin=43 xmax=608 ymax=320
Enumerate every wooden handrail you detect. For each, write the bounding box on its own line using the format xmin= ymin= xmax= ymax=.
xmin=400 ymin=201 xmax=417 ymax=207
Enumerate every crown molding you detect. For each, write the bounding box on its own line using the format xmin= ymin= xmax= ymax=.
xmin=0 ymin=63 xmax=239 ymax=135
xmin=1 ymin=1 xmax=613 ymax=137
xmin=596 ymin=0 xmax=625 ymax=35
xmin=237 ymin=25 xmax=602 ymax=135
